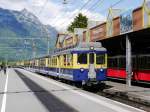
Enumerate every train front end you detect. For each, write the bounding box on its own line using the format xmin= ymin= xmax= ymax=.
xmin=71 ymin=42 xmax=107 ymax=85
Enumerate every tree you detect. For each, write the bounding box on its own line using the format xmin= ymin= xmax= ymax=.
xmin=67 ymin=13 xmax=88 ymax=32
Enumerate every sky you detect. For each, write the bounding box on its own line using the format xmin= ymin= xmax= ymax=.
xmin=0 ymin=0 xmax=144 ymax=31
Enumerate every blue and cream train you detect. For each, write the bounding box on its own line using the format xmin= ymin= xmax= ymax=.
xmin=18 ymin=33 xmax=107 ymax=85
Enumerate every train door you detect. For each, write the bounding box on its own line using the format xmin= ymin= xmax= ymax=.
xmin=88 ymin=53 xmax=96 ymax=79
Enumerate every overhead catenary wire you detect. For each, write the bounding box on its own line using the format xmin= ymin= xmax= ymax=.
xmin=50 ymin=0 xmax=79 ymax=26
xmin=79 ymin=0 xmax=105 ymax=22
xmin=51 ymin=0 xmax=70 ymax=26
xmin=1 ymin=0 xmax=126 ymax=60
xmin=98 ymin=0 xmax=125 ymax=17
xmin=82 ymin=0 xmax=104 ymax=14
xmin=111 ymin=0 xmax=123 ymax=8
xmin=52 ymin=0 xmax=93 ymax=27
xmin=58 ymin=0 xmax=125 ymax=29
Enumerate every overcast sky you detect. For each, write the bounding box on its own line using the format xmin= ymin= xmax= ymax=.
xmin=0 ymin=0 xmax=144 ymax=31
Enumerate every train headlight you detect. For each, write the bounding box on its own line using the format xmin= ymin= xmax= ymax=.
xmin=100 ymin=68 xmax=103 ymax=72
xmin=90 ymin=46 xmax=94 ymax=50
xmin=80 ymin=68 xmax=84 ymax=72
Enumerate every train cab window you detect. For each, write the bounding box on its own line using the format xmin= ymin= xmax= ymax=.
xmin=77 ymin=53 xmax=87 ymax=64
xmin=96 ymin=54 xmax=105 ymax=64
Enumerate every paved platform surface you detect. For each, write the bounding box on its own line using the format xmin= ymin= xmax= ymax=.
xmin=0 ymin=68 xmax=147 ymax=112
xmin=104 ymin=81 xmax=150 ymax=106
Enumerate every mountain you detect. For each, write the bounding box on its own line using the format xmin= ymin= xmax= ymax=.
xmin=0 ymin=8 xmax=58 ymax=61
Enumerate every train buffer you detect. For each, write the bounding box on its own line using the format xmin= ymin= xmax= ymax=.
xmin=103 ymin=81 xmax=150 ymax=106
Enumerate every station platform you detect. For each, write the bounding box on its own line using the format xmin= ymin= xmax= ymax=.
xmin=0 ymin=68 xmax=147 ymax=112
xmin=103 ymin=80 xmax=150 ymax=106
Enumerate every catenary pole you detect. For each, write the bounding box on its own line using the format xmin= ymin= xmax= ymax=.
xmin=126 ymin=34 xmax=132 ymax=87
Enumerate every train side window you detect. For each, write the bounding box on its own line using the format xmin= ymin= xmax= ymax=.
xmin=55 ymin=57 xmax=57 ymax=66
xmin=70 ymin=54 xmax=73 ymax=66
xmin=96 ymin=54 xmax=105 ymax=64
xmin=120 ymin=57 xmax=126 ymax=68
xmin=52 ymin=58 xmax=53 ymax=66
xmin=54 ymin=58 xmax=56 ymax=66
xmin=50 ymin=58 xmax=51 ymax=65
xmin=57 ymin=56 xmax=60 ymax=66
xmin=143 ymin=57 xmax=146 ymax=69
xmin=108 ymin=58 xmax=112 ymax=67
xmin=47 ymin=58 xmax=49 ymax=65
xmin=140 ymin=57 xmax=144 ymax=69
xmin=56 ymin=57 xmax=58 ymax=66
xmin=50 ymin=58 xmax=51 ymax=66
xmin=54 ymin=57 xmax=56 ymax=66
xmin=61 ymin=56 xmax=63 ymax=66
xmin=147 ymin=57 xmax=150 ymax=69
xmin=132 ymin=57 xmax=137 ymax=70
xmin=66 ymin=55 xmax=69 ymax=66
xmin=141 ymin=56 xmax=150 ymax=70
xmin=64 ymin=55 xmax=67 ymax=66
xmin=77 ymin=53 xmax=87 ymax=64
xmin=53 ymin=58 xmax=54 ymax=66
xmin=66 ymin=54 xmax=72 ymax=66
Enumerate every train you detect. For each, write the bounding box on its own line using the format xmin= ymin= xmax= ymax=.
xmin=16 ymin=0 xmax=150 ymax=84
xmin=20 ymin=33 xmax=107 ymax=86
xmin=107 ymin=55 xmax=150 ymax=83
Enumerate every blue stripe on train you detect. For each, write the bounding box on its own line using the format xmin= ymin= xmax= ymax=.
xmin=35 ymin=67 xmax=107 ymax=81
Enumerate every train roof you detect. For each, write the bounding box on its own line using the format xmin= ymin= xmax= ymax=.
xmin=51 ymin=42 xmax=107 ymax=56
xmin=24 ymin=42 xmax=107 ymax=60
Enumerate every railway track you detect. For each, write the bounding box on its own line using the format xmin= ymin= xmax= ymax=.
xmin=36 ymin=72 xmax=150 ymax=112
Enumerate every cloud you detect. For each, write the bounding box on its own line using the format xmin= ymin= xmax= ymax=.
xmin=82 ymin=0 xmax=90 ymax=3
xmin=50 ymin=9 xmax=106 ymax=31
xmin=28 ymin=0 xmax=46 ymax=7
xmin=0 ymin=0 xmax=26 ymax=10
xmin=0 ymin=0 xmax=106 ymax=31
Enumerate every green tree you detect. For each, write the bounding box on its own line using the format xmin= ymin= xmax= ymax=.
xmin=67 ymin=13 xmax=88 ymax=32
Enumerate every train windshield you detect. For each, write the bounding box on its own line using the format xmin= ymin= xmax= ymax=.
xmin=77 ymin=53 xmax=87 ymax=64
xmin=96 ymin=54 xmax=105 ymax=64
